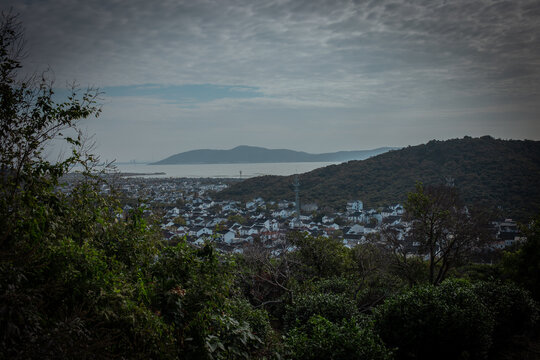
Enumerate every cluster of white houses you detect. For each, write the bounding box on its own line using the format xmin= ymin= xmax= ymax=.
xmin=155 ymin=196 xmax=521 ymax=253
xmin=155 ymin=198 xmax=406 ymax=252
xmin=102 ymin=177 xmax=524 ymax=254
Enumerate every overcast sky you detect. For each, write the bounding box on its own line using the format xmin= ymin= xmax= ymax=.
xmin=5 ymin=0 xmax=540 ymax=162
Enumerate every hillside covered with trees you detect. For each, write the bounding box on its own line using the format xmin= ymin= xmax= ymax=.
xmin=216 ymin=137 xmax=540 ymax=220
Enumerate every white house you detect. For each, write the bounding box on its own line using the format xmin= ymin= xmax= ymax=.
xmin=347 ymin=211 xmax=364 ymax=223
xmin=220 ymin=231 xmax=237 ymax=244
xmin=347 ymin=200 xmax=363 ymax=212
xmin=347 ymin=224 xmax=365 ymax=235
xmin=222 ymin=203 xmax=237 ymax=212
xmin=196 ymin=227 xmax=213 ymax=237
xmin=322 ymin=216 xmax=334 ymax=224
xmin=263 ymin=219 xmax=280 ymax=231
xmin=326 ymin=223 xmax=340 ymax=230
xmin=273 ymin=209 xmax=294 ymax=219
xmin=391 ymin=204 xmax=404 ymax=215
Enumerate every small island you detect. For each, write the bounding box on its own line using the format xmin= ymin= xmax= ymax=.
xmin=151 ymin=145 xmax=397 ymax=165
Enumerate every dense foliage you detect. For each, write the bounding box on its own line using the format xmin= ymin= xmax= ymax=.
xmin=217 ymin=136 xmax=540 ymax=221
xmin=374 ymin=280 xmax=494 ymax=360
xmin=501 ymin=216 xmax=540 ymax=300
xmin=286 ymin=315 xmax=392 ymax=360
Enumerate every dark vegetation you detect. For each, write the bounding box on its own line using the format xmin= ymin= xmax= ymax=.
xmin=2 ymin=13 xmax=539 ymax=359
xmin=216 ymin=136 xmax=540 ymax=221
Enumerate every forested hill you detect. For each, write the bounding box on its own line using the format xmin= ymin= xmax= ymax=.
xmin=150 ymin=145 xmax=396 ymax=164
xmin=216 ymin=136 xmax=540 ymax=220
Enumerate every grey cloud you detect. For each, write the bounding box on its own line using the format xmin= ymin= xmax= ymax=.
xmin=8 ymin=0 xmax=538 ymax=103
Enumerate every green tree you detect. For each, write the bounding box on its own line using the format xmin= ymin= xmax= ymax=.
xmin=374 ymin=279 xmax=494 ymax=360
xmin=286 ymin=315 xmax=392 ymax=360
xmin=0 ymin=13 xmax=279 ymax=360
xmin=0 ymin=13 xmax=174 ymax=358
xmin=0 ymin=11 xmax=102 ymax=249
xmin=350 ymin=242 xmax=404 ymax=309
xmin=404 ymin=183 xmax=488 ymax=285
xmin=289 ymin=232 xmax=353 ymax=280
xmin=227 ymin=213 xmax=247 ymax=225
xmin=377 ymin=226 xmax=429 ymax=286
xmin=284 ymin=292 xmax=359 ymax=329
xmin=174 ymin=215 xmax=187 ymax=225
xmin=501 ymin=216 xmax=540 ymax=300
xmin=151 ymin=240 xmax=273 ymax=359
xmin=473 ymin=281 xmax=539 ymax=358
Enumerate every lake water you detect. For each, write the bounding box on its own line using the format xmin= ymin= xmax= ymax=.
xmin=111 ymin=162 xmax=339 ymax=178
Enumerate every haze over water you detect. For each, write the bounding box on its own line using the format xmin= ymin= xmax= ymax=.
xmin=113 ymin=162 xmax=338 ymax=178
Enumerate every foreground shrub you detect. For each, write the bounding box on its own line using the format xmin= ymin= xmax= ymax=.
xmin=0 ymin=235 xmax=175 ymax=359
xmin=289 ymin=233 xmax=353 ymax=279
xmin=474 ymin=281 xmax=539 ymax=357
xmin=286 ymin=315 xmax=392 ymax=360
xmin=500 ymin=217 xmax=540 ymax=300
xmin=374 ymin=279 xmax=493 ymax=360
xmin=204 ymin=314 xmax=263 ymax=360
xmin=226 ymin=297 xmax=273 ymax=344
xmin=305 ymin=276 xmax=357 ymax=296
xmin=284 ymin=292 xmax=359 ymax=329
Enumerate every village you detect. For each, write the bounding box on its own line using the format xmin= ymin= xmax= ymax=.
xmin=88 ymin=176 xmax=522 ymax=255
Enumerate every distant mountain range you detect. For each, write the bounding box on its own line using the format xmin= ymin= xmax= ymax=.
xmin=215 ymin=136 xmax=540 ymax=221
xmin=150 ymin=145 xmax=397 ymax=165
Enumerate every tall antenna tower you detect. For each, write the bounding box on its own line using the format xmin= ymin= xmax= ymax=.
xmin=293 ymin=175 xmax=300 ymax=220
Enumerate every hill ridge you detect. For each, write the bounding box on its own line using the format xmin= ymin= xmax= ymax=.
xmin=150 ymin=145 xmax=397 ymax=165
xmin=215 ymin=136 xmax=540 ymax=221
